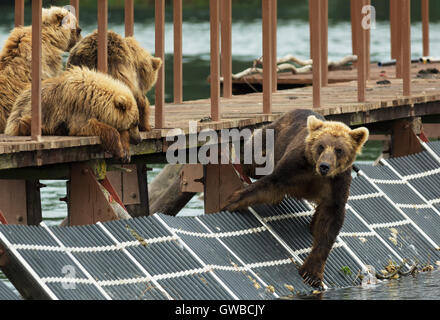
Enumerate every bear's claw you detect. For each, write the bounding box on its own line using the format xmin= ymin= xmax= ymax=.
xmin=299 ymin=268 xmax=324 ymax=288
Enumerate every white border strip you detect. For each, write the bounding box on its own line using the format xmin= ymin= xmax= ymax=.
xmin=195 ymin=217 xmax=279 ymax=298
xmin=154 ymin=214 xmax=239 ymax=300
xmin=0 ymin=231 xmax=58 ymax=300
xmin=97 ymin=222 xmax=173 ymax=300
xmin=171 ymin=226 xmax=266 ymax=238
xmin=40 ymin=223 xmax=112 ymax=300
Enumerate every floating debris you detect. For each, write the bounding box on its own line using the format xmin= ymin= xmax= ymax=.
xmin=126 ymin=225 xmax=148 ymax=247
xmin=266 ymin=285 xmax=275 ymax=293
xmin=341 ymin=266 xmax=353 ymax=276
xmin=284 ymin=284 xmax=295 ymax=292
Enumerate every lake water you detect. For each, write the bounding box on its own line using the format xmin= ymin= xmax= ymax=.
xmin=1 ymin=9 xmax=440 ymax=299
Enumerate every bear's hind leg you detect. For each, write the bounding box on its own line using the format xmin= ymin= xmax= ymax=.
xmin=136 ymin=94 xmax=151 ymax=132
xmin=71 ymin=118 xmax=129 ymax=162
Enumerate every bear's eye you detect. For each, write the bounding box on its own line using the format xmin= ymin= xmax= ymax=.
xmin=335 ymin=148 xmax=343 ymax=156
xmin=317 ymin=145 xmax=324 ymax=154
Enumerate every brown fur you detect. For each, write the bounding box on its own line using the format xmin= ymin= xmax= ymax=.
xmin=224 ymin=109 xmax=369 ymax=288
xmin=0 ymin=6 xmax=81 ymax=132
xmin=66 ymin=30 xmax=162 ymax=131
xmin=5 ymin=66 xmax=141 ymax=162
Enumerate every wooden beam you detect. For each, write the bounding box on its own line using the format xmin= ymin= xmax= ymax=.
xmin=70 ymin=0 xmax=79 ymax=21
xmin=124 ymin=0 xmax=134 ymax=37
xmin=204 ymin=164 xmax=243 ymax=214
xmin=271 ymin=0 xmax=277 ymax=92
xmin=262 ymin=0 xmax=272 ymax=113
xmin=155 ymin=0 xmax=165 ymax=128
xmin=350 ymin=0 xmax=357 ymax=56
xmin=422 ymin=0 xmax=429 ymax=57
xmin=357 ymin=0 xmax=366 ymax=102
xmin=210 ymin=0 xmax=220 ymax=121
xmin=15 ymin=0 xmax=24 ymax=27
xmin=173 ymin=0 xmax=183 ymax=103
xmin=321 ymin=0 xmax=328 ymax=87
xmin=402 ymin=0 xmax=411 ymax=96
xmin=97 ymin=0 xmax=108 ymax=73
xmin=365 ymin=0 xmax=371 ymax=80
xmin=391 ymin=119 xmax=423 ymax=157
xmin=310 ymin=0 xmax=321 ymax=108
xmin=31 ymin=0 xmax=42 ymax=141
xmin=221 ymin=0 xmax=232 ymax=98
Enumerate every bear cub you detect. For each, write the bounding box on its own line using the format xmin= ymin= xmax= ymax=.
xmin=5 ymin=67 xmax=141 ymax=162
xmin=224 ymin=109 xmax=369 ymax=287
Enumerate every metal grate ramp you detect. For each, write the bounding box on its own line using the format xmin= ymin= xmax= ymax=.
xmin=0 ymin=142 xmax=440 ymax=300
xmin=0 ymin=278 xmax=20 ymax=300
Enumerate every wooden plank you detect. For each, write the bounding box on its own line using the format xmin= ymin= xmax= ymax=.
xmin=271 ymin=0 xmax=278 ymax=92
xmin=210 ymin=0 xmax=220 ymax=121
xmin=0 ymin=180 xmax=27 ymax=225
xmin=221 ymin=0 xmax=232 ymax=98
xmin=69 ymin=163 xmax=120 ymax=226
xmin=357 ymin=0 xmax=366 ymax=102
xmin=321 ymin=0 xmax=328 ymax=86
xmin=31 ymin=0 xmax=42 ymax=141
xmin=70 ymin=0 xmax=79 ymax=21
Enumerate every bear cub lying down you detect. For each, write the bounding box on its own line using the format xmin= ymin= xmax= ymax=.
xmin=224 ymin=109 xmax=369 ymax=287
xmin=5 ymin=67 xmax=141 ymax=162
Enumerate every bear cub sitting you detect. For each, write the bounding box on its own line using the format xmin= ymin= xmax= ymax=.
xmin=224 ymin=109 xmax=369 ymax=287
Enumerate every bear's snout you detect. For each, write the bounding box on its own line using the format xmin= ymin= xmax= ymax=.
xmin=319 ymin=163 xmax=330 ymax=176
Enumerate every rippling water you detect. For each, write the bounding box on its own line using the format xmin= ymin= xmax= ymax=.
xmin=1 ymin=12 xmax=440 ymax=299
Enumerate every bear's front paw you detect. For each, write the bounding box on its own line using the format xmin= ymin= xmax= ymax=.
xmin=223 ymin=189 xmax=247 ymax=212
xmin=299 ymin=264 xmax=324 ymax=288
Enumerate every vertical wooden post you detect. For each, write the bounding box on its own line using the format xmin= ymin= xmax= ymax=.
xmin=402 ymin=0 xmax=411 ymax=96
xmin=221 ymin=0 xmax=232 ymax=98
xmin=310 ymin=0 xmax=321 ymax=108
xmin=155 ymin=0 xmax=165 ymax=128
xmin=70 ymin=0 xmax=79 ymax=21
xmin=350 ymin=0 xmax=358 ymax=56
xmin=31 ymin=0 xmax=42 ymax=141
xmin=262 ymin=0 xmax=272 ymax=113
xmin=97 ymin=0 xmax=108 ymax=74
xmin=357 ymin=0 xmax=366 ymax=102
xmin=210 ymin=0 xmax=220 ymax=121
xmin=15 ymin=0 xmax=24 ymax=27
xmin=390 ymin=0 xmax=397 ymax=59
xmin=271 ymin=0 xmax=277 ymax=92
xmin=365 ymin=0 xmax=371 ymax=80
xmin=393 ymin=0 xmax=403 ymax=78
xmin=321 ymin=0 xmax=328 ymax=87
xmin=173 ymin=0 xmax=183 ymax=103
xmin=124 ymin=0 xmax=134 ymax=37
xmin=422 ymin=0 xmax=429 ymax=57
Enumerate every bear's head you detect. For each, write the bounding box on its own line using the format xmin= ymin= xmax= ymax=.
xmin=124 ymin=37 xmax=162 ymax=94
xmin=42 ymin=6 xmax=82 ymax=52
xmin=305 ymin=115 xmax=369 ymax=177
xmin=113 ymin=95 xmax=141 ymax=145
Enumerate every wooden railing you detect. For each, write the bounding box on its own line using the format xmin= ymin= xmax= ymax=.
xmin=15 ymin=0 xmax=431 ymax=141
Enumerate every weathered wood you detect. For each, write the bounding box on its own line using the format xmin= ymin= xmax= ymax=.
xmin=31 ymin=0 xmax=42 ymax=141
xmin=204 ymin=164 xmax=243 ymax=214
xmin=149 ymin=164 xmax=196 ymax=216
xmin=68 ymin=163 xmax=122 ymax=226
xmin=15 ymin=0 xmax=24 ymax=27
xmin=155 ymin=0 xmax=165 ymax=128
xmin=390 ymin=118 xmax=423 ymax=158
xmin=97 ymin=0 xmax=108 ymax=73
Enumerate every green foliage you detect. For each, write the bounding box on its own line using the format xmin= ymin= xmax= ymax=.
xmin=341 ymin=266 xmax=353 ymax=276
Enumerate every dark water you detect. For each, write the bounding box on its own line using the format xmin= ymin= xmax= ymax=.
xmin=1 ymin=7 xmax=440 ymax=299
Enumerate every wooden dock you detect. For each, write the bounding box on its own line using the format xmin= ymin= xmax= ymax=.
xmin=1 ymin=76 xmax=439 ymax=172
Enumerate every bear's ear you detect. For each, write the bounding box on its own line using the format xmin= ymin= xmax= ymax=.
xmin=307 ymin=115 xmax=324 ymax=132
xmin=115 ymin=96 xmax=128 ymax=112
xmin=349 ymin=127 xmax=369 ymax=153
xmin=151 ymin=57 xmax=162 ymax=71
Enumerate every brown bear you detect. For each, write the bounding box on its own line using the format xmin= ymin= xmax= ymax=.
xmin=224 ymin=109 xmax=369 ymax=288
xmin=5 ymin=66 xmax=141 ymax=162
xmin=66 ymin=30 xmax=162 ymax=132
xmin=0 ymin=6 xmax=81 ymax=132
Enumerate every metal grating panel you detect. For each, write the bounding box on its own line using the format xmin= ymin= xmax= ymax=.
xmin=0 ymin=142 xmax=440 ymax=299
xmin=0 ymin=279 xmax=20 ymax=300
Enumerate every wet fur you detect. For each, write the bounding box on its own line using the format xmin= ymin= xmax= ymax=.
xmin=224 ymin=109 xmax=369 ymax=288
xmin=0 ymin=6 xmax=81 ymax=132
xmin=5 ymin=67 xmax=141 ymax=162
xmin=67 ymin=30 xmax=162 ymax=132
